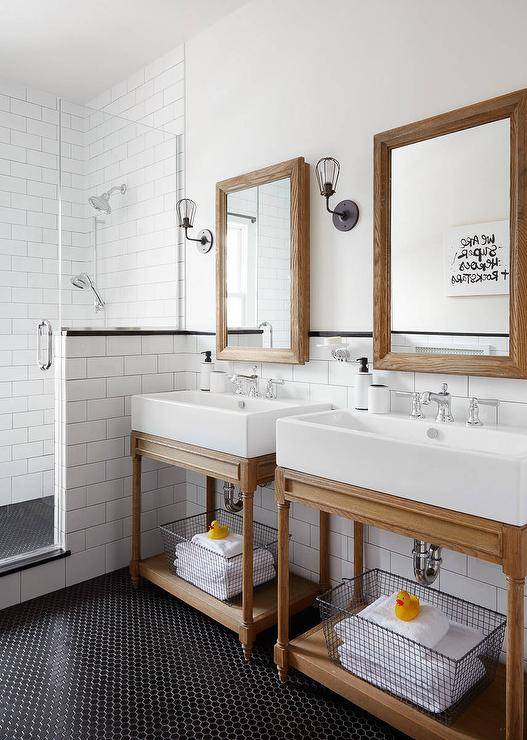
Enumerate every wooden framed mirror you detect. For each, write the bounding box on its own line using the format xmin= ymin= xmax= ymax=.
xmin=216 ymin=157 xmax=310 ymax=364
xmin=374 ymin=88 xmax=527 ymax=378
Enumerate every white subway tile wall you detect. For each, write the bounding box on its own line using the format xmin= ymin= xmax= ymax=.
xmin=84 ymin=45 xmax=185 ymax=329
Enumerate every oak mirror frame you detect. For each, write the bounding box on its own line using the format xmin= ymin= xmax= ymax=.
xmin=216 ymin=157 xmax=310 ymax=364
xmin=374 ymin=88 xmax=527 ymax=378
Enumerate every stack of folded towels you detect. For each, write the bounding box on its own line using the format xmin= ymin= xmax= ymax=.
xmin=174 ymin=531 xmax=275 ymax=601
xmin=335 ymin=593 xmax=486 ymax=714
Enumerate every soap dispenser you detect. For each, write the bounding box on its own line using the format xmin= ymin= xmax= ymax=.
xmin=200 ymin=351 xmax=214 ymax=391
xmin=354 ymin=357 xmax=373 ymax=410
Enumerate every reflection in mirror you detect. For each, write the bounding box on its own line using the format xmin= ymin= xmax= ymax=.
xmin=390 ymin=118 xmax=510 ymax=357
xmin=226 ymin=177 xmax=291 ymax=349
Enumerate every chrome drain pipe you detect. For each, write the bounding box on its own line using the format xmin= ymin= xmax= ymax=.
xmin=413 ymin=539 xmax=442 ymax=586
xmin=223 ymin=482 xmax=243 ymax=513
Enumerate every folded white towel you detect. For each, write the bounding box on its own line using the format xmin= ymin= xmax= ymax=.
xmin=335 ymin=610 xmax=485 ymax=713
xmin=338 ymin=643 xmax=485 ymax=714
xmin=190 ymin=531 xmax=244 ymax=558
xmin=346 ymin=593 xmax=450 ymax=648
xmin=174 ymin=541 xmax=275 ymax=600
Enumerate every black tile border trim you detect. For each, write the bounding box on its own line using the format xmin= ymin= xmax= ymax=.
xmin=62 ymin=328 xmax=374 ymax=338
xmin=61 ymin=328 xmax=264 ymax=337
xmin=0 ymin=548 xmax=71 ymax=578
xmin=391 ymin=330 xmax=509 ymax=338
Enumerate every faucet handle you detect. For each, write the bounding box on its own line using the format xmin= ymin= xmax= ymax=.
xmin=466 ymin=397 xmax=500 ymax=426
xmin=265 ymin=378 xmax=285 ymax=399
xmin=395 ymin=390 xmax=425 ymax=419
xmin=440 ymin=382 xmax=449 ymax=394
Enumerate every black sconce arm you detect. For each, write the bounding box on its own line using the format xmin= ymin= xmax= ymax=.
xmin=184 ymin=226 xmax=210 ymax=246
xmin=325 ymin=196 xmax=347 ymax=219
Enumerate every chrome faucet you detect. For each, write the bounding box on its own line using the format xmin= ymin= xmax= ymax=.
xmin=466 ymin=397 xmax=500 ymax=426
xmin=421 ymin=383 xmax=454 ymax=423
xmin=229 ymin=365 xmax=260 ymax=397
xmin=264 ymin=378 xmax=284 ymax=399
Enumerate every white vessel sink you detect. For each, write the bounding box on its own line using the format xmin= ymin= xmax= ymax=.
xmin=132 ymin=390 xmax=331 ymax=458
xmin=276 ymin=410 xmax=527 ymax=525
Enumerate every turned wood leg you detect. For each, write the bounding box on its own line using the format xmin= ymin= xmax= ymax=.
xmin=319 ymin=510 xmax=330 ymax=591
xmin=130 ymin=449 xmax=142 ymax=589
xmin=240 ymin=488 xmax=255 ymax=661
xmin=206 ymin=476 xmax=215 ymax=527
xmin=506 ymin=575 xmax=524 ymax=739
xmin=274 ymin=500 xmax=290 ymax=683
xmin=354 ymin=522 xmax=364 ymax=577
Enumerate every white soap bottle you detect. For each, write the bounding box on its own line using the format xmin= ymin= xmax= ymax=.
xmin=354 ymin=357 xmax=373 ymax=410
xmin=200 ymin=351 xmax=214 ymax=391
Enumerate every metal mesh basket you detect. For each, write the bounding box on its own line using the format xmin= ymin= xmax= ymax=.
xmin=317 ymin=569 xmax=506 ymax=724
xmin=159 ymin=509 xmax=278 ymax=603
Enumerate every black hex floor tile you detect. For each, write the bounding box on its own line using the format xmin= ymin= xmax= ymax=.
xmin=0 ymin=569 xmax=408 ymax=739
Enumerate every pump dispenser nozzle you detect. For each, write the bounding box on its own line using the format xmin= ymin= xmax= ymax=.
xmin=356 ymin=357 xmax=369 ymax=373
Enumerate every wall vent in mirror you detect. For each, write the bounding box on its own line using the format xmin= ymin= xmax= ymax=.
xmin=374 ymin=87 xmax=527 ymax=379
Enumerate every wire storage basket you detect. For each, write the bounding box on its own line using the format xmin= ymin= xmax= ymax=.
xmin=317 ymin=569 xmax=506 ymax=724
xmin=159 ymin=509 xmax=278 ymax=603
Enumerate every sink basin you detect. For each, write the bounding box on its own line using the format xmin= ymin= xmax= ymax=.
xmin=131 ymin=390 xmax=331 ymax=458
xmin=276 ymin=410 xmax=527 ymax=525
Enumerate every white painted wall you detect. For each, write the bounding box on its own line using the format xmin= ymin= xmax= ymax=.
xmin=185 ymin=0 xmax=527 ymax=332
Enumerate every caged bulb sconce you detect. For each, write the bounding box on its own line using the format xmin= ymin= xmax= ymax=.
xmin=175 ymin=198 xmax=214 ymax=253
xmin=315 ymin=157 xmax=359 ymax=232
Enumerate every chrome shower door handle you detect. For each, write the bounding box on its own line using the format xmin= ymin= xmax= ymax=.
xmin=37 ymin=320 xmax=53 ymax=370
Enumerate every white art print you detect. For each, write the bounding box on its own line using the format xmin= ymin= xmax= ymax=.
xmin=445 ymin=220 xmax=509 ymax=296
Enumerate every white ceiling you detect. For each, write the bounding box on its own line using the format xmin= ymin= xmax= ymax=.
xmin=0 ymin=0 xmax=250 ymax=103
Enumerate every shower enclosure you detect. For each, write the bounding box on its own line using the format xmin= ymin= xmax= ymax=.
xmin=0 ymin=85 xmax=181 ymax=572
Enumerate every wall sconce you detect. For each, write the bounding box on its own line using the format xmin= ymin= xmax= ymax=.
xmin=315 ymin=157 xmax=359 ymax=232
xmin=175 ymin=198 xmax=214 ymax=253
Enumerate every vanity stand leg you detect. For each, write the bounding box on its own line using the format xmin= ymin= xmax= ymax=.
xmin=505 ymin=574 xmax=525 ymax=739
xmin=240 ymin=488 xmax=255 ymax=661
xmin=274 ymin=500 xmax=290 ymax=683
xmin=319 ymin=511 xmax=330 ymax=592
xmin=354 ymin=522 xmax=364 ymax=577
xmin=205 ymin=476 xmax=215 ymax=528
xmin=130 ymin=448 xmax=142 ymax=589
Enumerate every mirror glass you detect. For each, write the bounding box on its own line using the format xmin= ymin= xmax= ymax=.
xmin=225 ymin=177 xmax=291 ymax=349
xmin=390 ymin=118 xmax=510 ymax=357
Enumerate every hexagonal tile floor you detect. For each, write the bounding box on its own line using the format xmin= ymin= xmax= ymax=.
xmin=0 ymin=496 xmax=55 ymax=561
xmin=0 ymin=568 xmax=408 ymax=739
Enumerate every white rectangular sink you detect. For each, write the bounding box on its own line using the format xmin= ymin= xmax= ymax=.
xmin=132 ymin=390 xmax=331 ymax=458
xmin=276 ymin=410 xmax=527 ymax=525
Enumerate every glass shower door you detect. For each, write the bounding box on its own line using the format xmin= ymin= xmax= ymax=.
xmin=0 ymin=91 xmax=63 ymax=570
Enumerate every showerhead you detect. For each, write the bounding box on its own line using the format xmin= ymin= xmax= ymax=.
xmin=71 ymin=273 xmax=90 ymax=289
xmin=88 ymin=183 xmax=127 ymax=215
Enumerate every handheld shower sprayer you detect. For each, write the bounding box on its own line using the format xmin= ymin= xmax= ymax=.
xmin=71 ymin=273 xmax=105 ymax=313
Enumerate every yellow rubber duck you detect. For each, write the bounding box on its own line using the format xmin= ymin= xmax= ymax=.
xmin=394 ymin=590 xmax=421 ymax=621
xmin=207 ymin=520 xmax=229 ymax=539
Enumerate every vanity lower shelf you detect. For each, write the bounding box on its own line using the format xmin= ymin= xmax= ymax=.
xmin=140 ymin=554 xmax=320 ymax=635
xmin=288 ymin=622 xmax=519 ymax=740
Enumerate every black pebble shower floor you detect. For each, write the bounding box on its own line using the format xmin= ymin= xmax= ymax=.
xmin=0 ymin=496 xmax=55 ymax=561
xmin=0 ymin=568 xmax=408 ymax=740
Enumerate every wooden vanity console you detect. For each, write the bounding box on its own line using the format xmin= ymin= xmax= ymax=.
xmin=129 ymin=431 xmax=319 ymax=659
xmin=274 ymin=466 xmax=527 ymax=739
